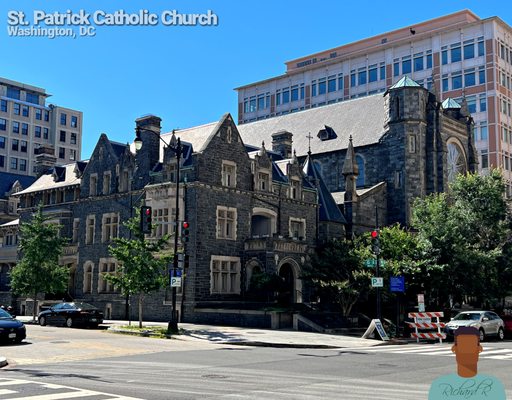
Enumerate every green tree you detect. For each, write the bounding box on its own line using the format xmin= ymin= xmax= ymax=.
xmin=303 ymin=238 xmax=372 ymax=316
xmin=9 ymin=205 xmax=69 ymax=322
xmin=412 ymin=170 xmax=511 ymax=307
xmin=106 ymin=215 xmax=171 ymax=328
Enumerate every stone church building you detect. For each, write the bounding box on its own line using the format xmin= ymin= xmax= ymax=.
xmin=2 ymin=77 xmax=476 ymax=326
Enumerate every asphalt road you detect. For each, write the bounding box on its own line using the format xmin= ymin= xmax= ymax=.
xmin=1 ymin=324 xmax=512 ymax=399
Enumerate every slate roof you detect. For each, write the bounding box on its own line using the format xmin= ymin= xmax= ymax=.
xmin=161 ymin=121 xmax=219 ymax=154
xmin=15 ymin=163 xmax=82 ymax=195
xmin=0 ymin=218 xmax=19 ymax=228
xmin=302 ymin=155 xmax=346 ymax=224
xmin=0 ymin=172 xmax=36 ymax=198
xmin=237 ymin=94 xmax=387 ymax=157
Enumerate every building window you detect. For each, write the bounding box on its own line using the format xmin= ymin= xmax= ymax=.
xmin=328 ymin=76 xmax=337 ymax=92
xmin=479 ymin=67 xmax=486 ymax=84
xmin=452 ymin=73 xmax=462 ymax=90
xmin=120 ymin=169 xmax=129 ymax=192
xmin=22 ymin=105 xmax=29 ymax=118
xmin=379 ymin=64 xmax=385 ymax=80
xmin=103 ymin=171 xmax=111 ymax=194
xmin=60 ymin=113 xmax=67 ymax=126
xmin=464 ymin=69 xmax=476 ymax=87
xmin=478 ymin=38 xmax=485 ymax=56
xmin=481 ymin=122 xmax=488 ymax=140
xmin=441 ymin=49 xmax=448 ymax=65
xmin=282 ymin=88 xmax=290 ymax=104
xmin=12 ymin=139 xmax=19 ymax=151
xmin=86 ymin=215 xmax=95 ymax=244
xmin=290 ymin=179 xmax=301 ymax=200
xmin=19 ymin=159 xmax=26 ymax=171
xmin=349 ymin=73 xmax=356 ymax=88
xmin=60 ymin=130 xmax=66 ymax=142
xmin=402 ymin=57 xmax=411 ymax=74
xmin=72 ymin=219 xmax=80 ymax=243
xmin=71 ymin=115 xmax=78 ymax=128
xmin=90 ymin=174 xmax=98 ymax=196
xmin=44 ymin=110 xmax=49 ymax=121
xmin=467 ymin=97 xmax=477 ymax=114
xmin=26 ymin=93 xmax=39 ymax=104
xmin=10 ymin=157 xmax=17 ymax=170
xmin=6 ymin=87 xmax=20 ymax=100
xmin=464 ymin=41 xmax=475 ymax=60
xmin=217 ymin=206 xmax=237 ymax=240
xmin=102 ymin=213 xmax=119 ymax=243
xmin=12 ymin=121 xmax=19 ymax=134
xmin=357 ymin=70 xmax=366 ymax=86
xmin=21 ymin=123 xmax=28 ymax=135
xmin=413 ymin=54 xmax=423 ymax=71
xmin=368 ymin=66 xmax=378 ymax=83
xmin=393 ymin=61 xmax=399 ymax=77
xmin=0 ymin=100 xmax=7 ymax=113
xmin=258 ymin=172 xmax=270 ymax=191
xmin=98 ymin=259 xmax=117 ymax=293
xmin=0 ymin=155 xmax=4 ymax=168
xmin=481 ymin=150 xmax=489 ymax=169
xmin=43 ymin=128 xmax=49 ymax=139
xmin=152 ymin=208 xmax=170 ymax=238
xmin=0 ymin=118 xmax=6 ymax=131
xmin=451 ymin=44 xmax=462 ymax=62
xmin=0 ymin=137 xmax=5 ymax=148
xmin=426 ymin=52 xmax=433 ymax=69
xmin=70 ymin=149 xmax=76 ymax=161
xmin=408 ymin=135 xmax=416 ymax=153
xmin=480 ymin=97 xmax=487 ymax=112
xmin=83 ymin=263 xmax=93 ymax=293
xmin=210 ymin=256 xmax=241 ymax=294
xmin=394 ymin=170 xmax=402 ymax=188
xmin=221 ymin=161 xmax=236 ymax=187
xmin=59 ymin=147 xmax=65 ymax=159
xmin=13 ymin=103 xmax=20 ymax=115
xmin=20 ymin=140 xmax=27 ymax=152
xmin=289 ymin=218 xmax=306 ymax=239
xmin=35 ymin=126 xmax=41 ymax=138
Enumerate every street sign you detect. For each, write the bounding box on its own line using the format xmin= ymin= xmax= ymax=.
xmin=390 ymin=276 xmax=405 ymax=292
xmin=380 ymin=260 xmax=386 ymax=267
xmin=365 ymin=259 xmax=376 ymax=268
xmin=170 ymin=276 xmax=182 ymax=287
xmin=417 ymin=293 xmax=425 ymax=312
xmin=371 ymin=277 xmax=383 ymax=287
xmin=361 ymin=319 xmax=390 ymax=341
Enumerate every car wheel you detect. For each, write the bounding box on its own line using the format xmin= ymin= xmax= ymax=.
xmin=479 ymin=328 xmax=486 ymax=342
xmin=498 ymin=327 xmax=505 ymax=341
xmin=66 ymin=317 xmax=73 ymax=328
xmin=14 ymin=337 xmax=23 ymax=344
xmin=39 ymin=316 xmax=46 ymax=326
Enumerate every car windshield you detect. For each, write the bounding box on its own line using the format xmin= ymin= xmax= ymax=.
xmin=72 ymin=302 xmax=97 ymax=310
xmin=0 ymin=309 xmax=13 ymax=319
xmin=453 ymin=313 xmax=481 ymax=321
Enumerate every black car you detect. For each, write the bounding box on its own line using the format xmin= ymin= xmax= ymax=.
xmin=0 ymin=308 xmax=26 ymax=343
xmin=38 ymin=302 xmax=104 ymax=328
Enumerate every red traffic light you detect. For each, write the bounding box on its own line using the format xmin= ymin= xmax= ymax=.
xmin=371 ymin=230 xmax=379 ymax=238
xmin=145 ymin=208 xmax=151 ymax=216
xmin=182 ymin=221 xmax=189 ymax=229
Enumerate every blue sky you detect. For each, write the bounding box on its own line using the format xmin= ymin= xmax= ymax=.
xmin=1 ymin=0 xmax=511 ymax=159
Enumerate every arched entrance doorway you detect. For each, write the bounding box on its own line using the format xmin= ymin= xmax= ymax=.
xmin=278 ymin=264 xmax=295 ymax=305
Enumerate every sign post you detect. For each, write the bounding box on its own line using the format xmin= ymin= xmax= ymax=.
xmin=390 ymin=276 xmax=405 ymax=337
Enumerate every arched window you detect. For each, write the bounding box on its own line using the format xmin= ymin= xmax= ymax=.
xmin=446 ymin=139 xmax=467 ymax=182
xmin=83 ymin=262 xmax=94 ymax=294
xmin=356 ymin=155 xmax=365 ymax=187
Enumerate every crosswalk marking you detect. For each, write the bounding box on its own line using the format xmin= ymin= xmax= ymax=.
xmin=349 ymin=344 xmax=512 ymax=360
xmin=0 ymin=378 xmax=144 ymax=400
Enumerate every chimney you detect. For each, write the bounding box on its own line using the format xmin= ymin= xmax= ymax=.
xmin=271 ymin=130 xmax=293 ymax=158
xmin=135 ymin=115 xmax=162 ymax=171
xmin=34 ymin=145 xmax=57 ymax=177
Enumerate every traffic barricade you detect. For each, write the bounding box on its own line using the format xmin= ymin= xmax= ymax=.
xmin=407 ymin=312 xmax=446 ymax=344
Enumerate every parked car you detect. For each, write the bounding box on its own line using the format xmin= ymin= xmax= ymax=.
xmin=445 ymin=311 xmax=505 ymax=341
xmin=502 ymin=315 xmax=512 ymax=338
xmin=38 ymin=302 xmax=104 ymax=328
xmin=0 ymin=308 xmax=26 ymax=344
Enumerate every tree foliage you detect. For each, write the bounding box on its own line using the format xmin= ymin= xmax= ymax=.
xmin=9 ymin=204 xmax=69 ymax=321
xmin=303 ymin=238 xmax=372 ymax=316
xmin=106 ymin=214 xmax=172 ymax=328
xmin=412 ymin=169 xmax=512 ymax=307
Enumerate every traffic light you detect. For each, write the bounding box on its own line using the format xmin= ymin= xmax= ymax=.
xmin=181 ymin=221 xmax=190 ymax=243
xmin=140 ymin=206 xmax=152 ymax=234
xmin=371 ymin=229 xmax=380 ymax=255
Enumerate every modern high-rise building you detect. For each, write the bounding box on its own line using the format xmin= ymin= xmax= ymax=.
xmin=236 ymin=10 xmax=512 ymax=194
xmin=0 ymin=77 xmax=83 ymax=176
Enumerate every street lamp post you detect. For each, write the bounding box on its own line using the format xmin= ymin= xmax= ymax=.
xmin=134 ymin=127 xmax=182 ymax=333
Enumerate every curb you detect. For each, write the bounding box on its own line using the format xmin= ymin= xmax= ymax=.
xmin=216 ymin=341 xmax=343 ymax=349
xmin=0 ymin=357 xmax=7 ymax=368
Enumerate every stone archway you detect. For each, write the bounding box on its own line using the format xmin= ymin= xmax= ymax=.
xmin=277 ymin=259 xmax=302 ymax=304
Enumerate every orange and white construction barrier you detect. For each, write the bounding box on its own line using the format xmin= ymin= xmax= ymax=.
xmin=407 ymin=311 xmax=446 ymax=343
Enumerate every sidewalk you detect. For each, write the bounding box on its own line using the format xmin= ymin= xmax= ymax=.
xmin=16 ymin=316 xmax=407 ymax=349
